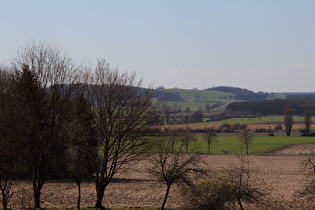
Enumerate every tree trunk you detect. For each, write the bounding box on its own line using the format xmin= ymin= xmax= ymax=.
xmin=33 ymin=178 xmax=44 ymax=209
xmin=34 ymin=188 xmax=41 ymax=208
xmin=1 ymin=188 xmax=8 ymax=210
xmin=33 ymin=170 xmax=44 ymax=208
xmin=95 ymin=182 xmax=106 ymax=209
xmin=237 ymin=198 xmax=244 ymax=210
xmin=161 ymin=184 xmax=171 ymax=210
xmin=208 ymin=142 xmax=210 ymax=154
xmin=76 ymin=180 xmax=81 ymax=210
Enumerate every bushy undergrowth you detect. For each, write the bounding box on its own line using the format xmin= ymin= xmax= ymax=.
xmin=182 ymin=177 xmax=235 ymax=209
xmin=182 ymin=175 xmax=265 ymax=210
xmin=182 ymin=155 xmax=266 ymax=210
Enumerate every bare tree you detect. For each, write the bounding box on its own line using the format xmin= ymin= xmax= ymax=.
xmin=300 ymin=156 xmax=315 ymax=199
xmin=85 ymin=59 xmax=158 ymax=208
xmin=190 ymin=110 xmax=204 ymax=123
xmin=284 ymin=102 xmax=294 ymax=136
xmin=238 ymin=128 xmax=254 ymax=155
xmin=180 ymin=126 xmax=196 ymax=153
xmin=203 ymin=127 xmax=218 ymax=154
xmin=148 ymin=130 xmax=204 ymax=210
xmin=12 ymin=42 xmax=77 ymax=208
xmin=161 ymin=102 xmax=170 ymax=125
xmin=228 ymin=155 xmax=265 ymax=210
xmin=66 ymin=93 xmax=98 ymax=210
xmin=0 ymin=67 xmax=23 ymax=209
xmin=304 ymin=104 xmax=312 ymax=136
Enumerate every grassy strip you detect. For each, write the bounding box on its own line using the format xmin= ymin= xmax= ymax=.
xmin=194 ymin=136 xmax=315 ymax=154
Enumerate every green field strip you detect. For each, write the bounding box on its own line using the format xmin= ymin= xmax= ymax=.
xmin=194 ymin=136 xmax=315 ymax=154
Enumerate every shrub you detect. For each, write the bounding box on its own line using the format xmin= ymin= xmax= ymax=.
xmin=268 ymin=132 xmax=275 ymax=136
xmin=274 ymin=124 xmax=283 ymax=131
xmin=183 ymin=156 xmax=266 ymax=210
xmin=219 ymin=123 xmax=232 ymax=130
xmin=182 ymin=177 xmax=235 ymax=210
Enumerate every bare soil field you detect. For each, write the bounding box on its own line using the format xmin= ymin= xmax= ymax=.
xmin=7 ymin=145 xmax=315 ymax=210
xmin=160 ymin=122 xmax=305 ymax=130
xmin=268 ymin=143 xmax=315 ymax=155
xmin=160 ymin=122 xmax=304 ymax=136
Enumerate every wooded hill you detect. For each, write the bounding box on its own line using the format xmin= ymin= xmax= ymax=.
xmin=206 ymin=86 xmax=270 ymax=100
xmin=153 ymin=86 xmax=315 ymax=116
xmin=154 ymin=86 xmax=281 ymax=103
xmin=226 ymin=98 xmax=315 ymax=116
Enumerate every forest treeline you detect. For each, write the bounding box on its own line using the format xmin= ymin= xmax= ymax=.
xmin=286 ymin=93 xmax=315 ymax=100
xmin=226 ymin=98 xmax=315 ymax=116
xmin=153 ymin=86 xmax=271 ymax=102
xmin=206 ymin=86 xmax=270 ymax=100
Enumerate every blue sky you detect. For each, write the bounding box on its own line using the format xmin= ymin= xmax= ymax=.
xmin=1 ymin=0 xmax=315 ymax=92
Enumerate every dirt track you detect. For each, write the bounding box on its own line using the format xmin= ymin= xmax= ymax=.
xmin=268 ymin=143 xmax=315 ymax=155
xmin=6 ymin=145 xmax=315 ymax=210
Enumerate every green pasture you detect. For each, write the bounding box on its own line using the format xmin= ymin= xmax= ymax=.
xmin=194 ymin=136 xmax=315 ymax=154
xmin=163 ymin=88 xmax=235 ymax=111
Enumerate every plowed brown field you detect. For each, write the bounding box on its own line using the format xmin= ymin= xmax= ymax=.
xmin=6 ymin=144 xmax=315 ymax=209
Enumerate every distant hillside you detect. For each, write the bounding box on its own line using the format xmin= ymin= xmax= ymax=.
xmin=153 ymin=89 xmax=185 ymax=102
xmin=153 ymin=86 xmax=315 ymax=117
xmin=154 ymin=88 xmax=234 ymax=102
xmin=152 ymin=88 xmax=235 ymax=112
xmin=206 ymin=86 xmax=269 ymax=100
